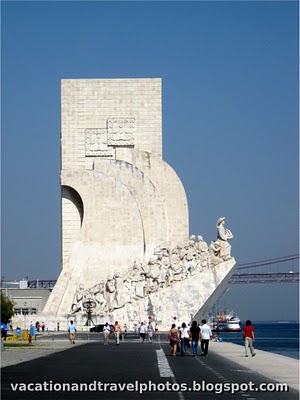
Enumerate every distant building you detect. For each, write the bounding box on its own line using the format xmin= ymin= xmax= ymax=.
xmin=1 ymin=280 xmax=55 ymax=319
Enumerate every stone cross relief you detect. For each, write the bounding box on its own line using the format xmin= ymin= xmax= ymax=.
xmin=85 ymin=117 xmax=136 ymax=158
xmin=70 ymin=218 xmax=234 ymax=315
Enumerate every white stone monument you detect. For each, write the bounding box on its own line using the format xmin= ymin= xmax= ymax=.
xmin=41 ymin=78 xmax=236 ymax=330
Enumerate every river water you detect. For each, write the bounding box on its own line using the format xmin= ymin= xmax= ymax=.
xmin=219 ymin=321 xmax=299 ymax=360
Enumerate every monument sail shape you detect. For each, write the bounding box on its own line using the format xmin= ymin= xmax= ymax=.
xmin=43 ymin=78 xmax=236 ymax=329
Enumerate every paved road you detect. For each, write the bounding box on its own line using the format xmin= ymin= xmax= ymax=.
xmin=1 ymin=335 xmax=299 ymax=399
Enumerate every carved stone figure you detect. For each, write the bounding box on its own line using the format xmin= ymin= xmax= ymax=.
xmin=196 ymin=235 xmax=210 ymax=269
xmin=71 ymin=284 xmax=88 ymax=314
xmin=67 ymin=221 xmax=234 ymax=317
xmin=170 ymin=247 xmax=183 ymax=282
xmin=105 ymin=276 xmax=116 ymax=312
xmin=113 ymin=272 xmax=125 ymax=309
xmin=145 ymin=258 xmax=158 ymax=294
xmin=131 ymin=261 xmax=146 ymax=299
xmin=89 ymin=281 xmax=108 ymax=312
xmin=209 ymin=217 xmax=234 ymax=265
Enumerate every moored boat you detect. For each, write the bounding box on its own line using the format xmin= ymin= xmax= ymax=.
xmin=209 ymin=310 xmax=241 ymax=332
xmin=226 ymin=317 xmax=241 ymax=331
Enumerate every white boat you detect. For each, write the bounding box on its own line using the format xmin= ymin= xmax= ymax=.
xmin=209 ymin=310 xmax=241 ymax=332
xmin=226 ymin=317 xmax=241 ymax=331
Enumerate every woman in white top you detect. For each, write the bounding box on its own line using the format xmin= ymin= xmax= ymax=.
xmin=103 ymin=322 xmax=111 ymax=345
xmin=179 ymin=322 xmax=189 ymax=356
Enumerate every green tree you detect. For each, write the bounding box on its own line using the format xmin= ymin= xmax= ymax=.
xmin=1 ymin=293 xmax=14 ymax=323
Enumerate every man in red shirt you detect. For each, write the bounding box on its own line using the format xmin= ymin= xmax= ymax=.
xmin=243 ymin=320 xmax=255 ymax=357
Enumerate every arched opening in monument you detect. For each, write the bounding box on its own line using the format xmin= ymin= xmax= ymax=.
xmin=61 ymin=185 xmax=84 ymax=267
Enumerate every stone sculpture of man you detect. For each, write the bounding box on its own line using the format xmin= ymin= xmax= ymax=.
xmin=90 ymin=281 xmax=107 ymax=312
xmin=106 ymin=276 xmax=116 ymax=312
xmin=71 ymin=284 xmax=87 ymax=314
xmin=209 ymin=217 xmax=234 ymax=264
xmin=113 ymin=272 xmax=125 ymax=309
xmin=131 ymin=261 xmax=146 ymax=299
xmin=196 ymin=235 xmax=211 ymax=269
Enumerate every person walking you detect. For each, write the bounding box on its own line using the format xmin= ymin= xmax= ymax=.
xmin=68 ymin=320 xmax=76 ymax=345
xmin=200 ymin=319 xmax=212 ymax=356
xmin=189 ymin=320 xmax=201 ymax=356
xmin=113 ymin=321 xmax=121 ymax=345
xmin=139 ymin=322 xmax=147 ymax=342
xmin=179 ymin=322 xmax=190 ymax=356
xmin=103 ymin=322 xmax=111 ymax=345
xmin=243 ymin=320 xmax=255 ymax=357
xmin=168 ymin=323 xmax=180 ymax=356
xmin=147 ymin=323 xmax=154 ymax=342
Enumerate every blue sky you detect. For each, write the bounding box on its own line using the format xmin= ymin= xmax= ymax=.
xmin=1 ymin=1 xmax=299 ymax=321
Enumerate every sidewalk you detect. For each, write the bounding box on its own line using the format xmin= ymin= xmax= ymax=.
xmin=209 ymin=340 xmax=299 ymax=391
xmin=1 ymin=340 xmax=76 ymax=368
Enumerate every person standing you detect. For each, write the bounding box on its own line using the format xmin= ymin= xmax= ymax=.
xmin=113 ymin=321 xmax=121 ymax=345
xmin=139 ymin=322 xmax=147 ymax=342
xmin=200 ymin=319 xmax=212 ymax=356
xmin=147 ymin=323 xmax=154 ymax=342
xmin=103 ymin=322 xmax=111 ymax=345
xmin=179 ymin=322 xmax=190 ymax=356
xmin=29 ymin=322 xmax=36 ymax=344
xmin=68 ymin=320 xmax=76 ymax=345
xmin=243 ymin=320 xmax=255 ymax=357
xmin=168 ymin=324 xmax=180 ymax=356
xmin=189 ymin=321 xmax=201 ymax=356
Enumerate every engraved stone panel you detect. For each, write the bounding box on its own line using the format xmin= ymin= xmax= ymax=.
xmin=85 ymin=128 xmax=115 ymax=158
xmin=107 ymin=117 xmax=135 ymax=146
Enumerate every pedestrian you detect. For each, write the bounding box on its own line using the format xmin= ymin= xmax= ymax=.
xmin=147 ymin=323 xmax=154 ymax=342
xmin=243 ymin=320 xmax=256 ymax=357
xmin=103 ymin=322 xmax=111 ymax=345
xmin=113 ymin=321 xmax=121 ymax=345
xmin=189 ymin=320 xmax=201 ymax=356
xmin=179 ymin=322 xmax=190 ymax=356
xmin=68 ymin=320 xmax=76 ymax=344
xmin=168 ymin=323 xmax=179 ymax=356
xmin=42 ymin=322 xmax=45 ymax=332
xmin=124 ymin=323 xmax=127 ymax=333
xmin=57 ymin=322 xmax=60 ymax=331
xmin=29 ymin=322 xmax=36 ymax=344
xmin=139 ymin=322 xmax=147 ymax=342
xmin=16 ymin=326 xmax=21 ymax=338
xmin=200 ymin=319 xmax=212 ymax=356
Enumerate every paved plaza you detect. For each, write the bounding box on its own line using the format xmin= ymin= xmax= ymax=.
xmin=1 ymin=333 xmax=299 ymax=399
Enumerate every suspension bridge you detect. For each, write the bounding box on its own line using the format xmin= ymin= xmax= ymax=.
xmin=230 ymin=254 xmax=299 ymax=284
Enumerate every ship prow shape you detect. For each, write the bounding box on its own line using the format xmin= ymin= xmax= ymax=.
xmin=41 ymin=79 xmax=237 ymax=330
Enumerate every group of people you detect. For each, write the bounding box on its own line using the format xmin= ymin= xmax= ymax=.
xmin=66 ymin=317 xmax=256 ymax=358
xmin=138 ymin=322 xmax=156 ymax=342
xmin=102 ymin=321 xmax=156 ymax=345
xmin=35 ymin=321 xmax=46 ymax=332
xmin=168 ymin=320 xmax=212 ymax=357
xmin=168 ymin=319 xmax=256 ymax=358
xmin=102 ymin=321 xmax=122 ymax=345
